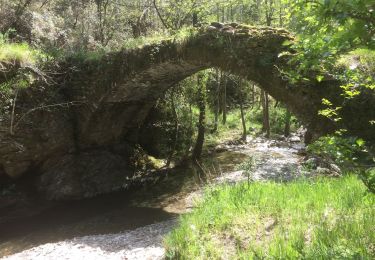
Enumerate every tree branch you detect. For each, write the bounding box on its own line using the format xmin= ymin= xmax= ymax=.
xmin=153 ymin=0 xmax=171 ymax=30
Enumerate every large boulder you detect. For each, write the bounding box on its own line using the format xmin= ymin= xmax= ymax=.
xmin=37 ymin=151 xmax=132 ymax=200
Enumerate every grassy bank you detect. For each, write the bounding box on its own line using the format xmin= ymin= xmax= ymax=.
xmin=165 ymin=175 xmax=375 ymax=259
xmin=0 ymin=40 xmax=43 ymax=65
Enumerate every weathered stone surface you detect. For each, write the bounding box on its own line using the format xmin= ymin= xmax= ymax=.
xmin=210 ymin=22 xmax=224 ymax=28
xmin=0 ymin=23 xmax=373 ymax=199
xmin=37 ymin=151 xmax=132 ymax=200
xmin=288 ymin=136 xmax=301 ymax=143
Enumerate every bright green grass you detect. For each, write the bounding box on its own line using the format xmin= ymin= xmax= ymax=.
xmin=0 ymin=42 xmax=42 ymax=65
xmin=165 ymin=175 xmax=375 ymax=259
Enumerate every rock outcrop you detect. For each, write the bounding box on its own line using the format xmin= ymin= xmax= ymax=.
xmin=0 ymin=23 xmax=374 ymax=199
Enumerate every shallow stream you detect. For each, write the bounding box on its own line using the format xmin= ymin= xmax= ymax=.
xmin=0 ymin=137 xmax=305 ymax=259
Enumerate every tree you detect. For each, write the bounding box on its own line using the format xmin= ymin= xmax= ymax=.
xmin=284 ymin=109 xmax=291 ymax=137
xmin=260 ymin=89 xmax=270 ymax=138
xmin=166 ymin=86 xmax=179 ymax=167
xmin=221 ymin=72 xmax=227 ymax=125
xmin=212 ymin=68 xmax=221 ymax=133
xmin=239 ymin=79 xmax=247 ymax=141
xmin=192 ymin=73 xmax=207 ymax=160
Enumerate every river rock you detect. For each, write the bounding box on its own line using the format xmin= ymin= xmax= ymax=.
xmin=222 ymin=27 xmax=235 ymax=34
xmin=3 ymin=161 xmax=31 ymax=179
xmin=210 ymin=22 xmax=224 ymax=28
xmin=229 ymin=22 xmax=239 ymax=28
xmin=215 ymin=144 xmax=228 ymax=153
xmin=275 ymin=134 xmax=286 ymax=141
xmin=315 ymin=167 xmax=331 ymax=175
xmin=237 ymin=28 xmax=249 ymax=34
xmin=207 ymin=26 xmax=217 ymax=31
xmin=295 ymin=127 xmax=307 ymax=137
xmin=329 ymin=163 xmax=341 ymax=174
xmin=289 ymin=135 xmax=301 ymax=142
xmin=304 ymin=157 xmax=318 ymax=169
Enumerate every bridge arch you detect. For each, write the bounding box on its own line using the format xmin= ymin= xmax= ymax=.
xmin=1 ymin=23 xmax=373 ymax=199
xmin=71 ymin=24 xmax=334 ymax=148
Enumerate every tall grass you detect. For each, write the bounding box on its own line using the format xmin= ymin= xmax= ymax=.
xmin=164 ymin=175 xmax=375 ymax=259
xmin=0 ymin=35 xmax=44 ymax=65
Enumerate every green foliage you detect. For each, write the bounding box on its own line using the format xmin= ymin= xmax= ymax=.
xmin=0 ymin=32 xmax=43 ymax=119
xmin=269 ymin=105 xmax=298 ymax=134
xmin=252 ymin=104 xmax=299 ymax=135
xmin=140 ymin=90 xmax=194 ymax=159
xmin=205 ymin=109 xmax=249 ymax=147
xmin=289 ymin=0 xmax=374 ymax=52
xmin=318 ymin=98 xmax=342 ymax=122
xmin=0 ymin=33 xmax=44 ymax=65
xmin=283 ymin=0 xmax=374 ymax=87
xmin=236 ymin=156 xmax=257 ymax=185
xmin=307 ymin=133 xmax=375 ymax=192
xmin=64 ymin=49 xmax=107 ymax=63
xmin=360 ymin=168 xmax=375 ymax=193
xmin=130 ymin=145 xmax=165 ymax=173
xmin=317 ymin=48 xmax=375 ymax=125
xmin=336 ymin=48 xmax=375 ymax=93
xmin=165 ymin=175 xmax=375 ymax=259
xmin=122 ymin=34 xmax=167 ymax=50
xmin=284 ymin=0 xmax=375 ymax=132
xmin=307 ymin=135 xmax=369 ymax=166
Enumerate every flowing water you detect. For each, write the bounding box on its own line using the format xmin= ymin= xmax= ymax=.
xmin=0 ymin=137 xmax=305 ymax=260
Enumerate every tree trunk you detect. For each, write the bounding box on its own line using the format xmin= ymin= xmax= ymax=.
xmin=284 ymin=109 xmax=291 ymax=137
xmin=192 ymin=75 xmax=206 ymax=160
xmin=192 ymin=12 xmax=198 ymax=26
xmin=240 ymin=98 xmax=247 ymax=142
xmin=189 ymin=103 xmax=193 ymax=146
xmin=213 ymin=69 xmax=220 ymax=132
xmin=252 ymin=83 xmax=256 ymax=106
xmin=261 ymin=89 xmax=270 ymax=138
xmin=222 ymin=74 xmax=227 ymax=125
xmin=153 ymin=0 xmax=171 ymax=30
xmin=166 ymin=88 xmax=178 ymax=167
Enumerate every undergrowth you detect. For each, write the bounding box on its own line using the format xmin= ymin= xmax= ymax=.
xmin=0 ymin=34 xmax=45 ymax=65
xmin=122 ymin=27 xmax=198 ymax=50
xmin=164 ymin=175 xmax=375 ymax=259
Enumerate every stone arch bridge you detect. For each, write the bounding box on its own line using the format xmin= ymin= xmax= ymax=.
xmin=1 ymin=23 xmax=374 ymax=199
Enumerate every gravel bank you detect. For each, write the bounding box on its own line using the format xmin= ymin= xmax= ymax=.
xmin=2 ymin=219 xmax=176 ymax=260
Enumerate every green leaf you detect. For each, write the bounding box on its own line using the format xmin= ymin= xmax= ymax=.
xmin=322 ymin=98 xmax=332 ymax=106
xmin=355 ymin=138 xmax=365 ymax=147
xmin=282 ymin=40 xmax=293 ymax=46
xmin=316 ymin=75 xmax=324 ymax=82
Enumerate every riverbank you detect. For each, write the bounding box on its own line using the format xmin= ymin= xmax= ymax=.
xmin=165 ymin=175 xmax=374 ymax=259
xmin=0 ymin=136 xmax=305 ymax=259
xmin=3 ymin=136 xmax=366 ymax=259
